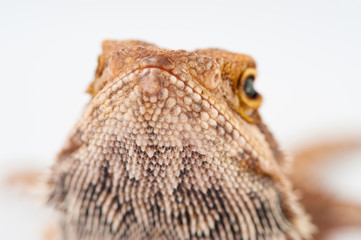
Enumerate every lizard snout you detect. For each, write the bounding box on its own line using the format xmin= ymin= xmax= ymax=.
xmin=136 ymin=68 xmax=163 ymax=96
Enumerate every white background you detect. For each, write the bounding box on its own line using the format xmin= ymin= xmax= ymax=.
xmin=0 ymin=0 xmax=361 ymax=239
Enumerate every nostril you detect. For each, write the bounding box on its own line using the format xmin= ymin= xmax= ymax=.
xmin=203 ymin=68 xmax=222 ymax=90
xmin=136 ymin=68 xmax=162 ymax=96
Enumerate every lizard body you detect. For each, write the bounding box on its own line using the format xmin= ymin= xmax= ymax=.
xmin=48 ymin=40 xmax=314 ymax=240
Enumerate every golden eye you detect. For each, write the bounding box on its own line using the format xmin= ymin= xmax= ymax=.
xmin=237 ymin=68 xmax=262 ymax=122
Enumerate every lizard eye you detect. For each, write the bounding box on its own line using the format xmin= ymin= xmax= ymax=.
xmin=244 ymin=76 xmax=258 ymax=99
xmin=236 ymin=68 xmax=263 ymax=122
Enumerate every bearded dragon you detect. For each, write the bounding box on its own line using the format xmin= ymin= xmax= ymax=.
xmin=44 ymin=40 xmax=361 ymax=240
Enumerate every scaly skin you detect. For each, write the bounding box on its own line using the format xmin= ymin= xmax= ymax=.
xmin=48 ymin=40 xmax=314 ymax=240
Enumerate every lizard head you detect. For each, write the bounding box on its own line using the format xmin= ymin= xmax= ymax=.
xmin=86 ymin=40 xmax=279 ymax=176
xmin=53 ymin=40 xmax=313 ymax=239
xmin=88 ymin=41 xmax=262 ymax=124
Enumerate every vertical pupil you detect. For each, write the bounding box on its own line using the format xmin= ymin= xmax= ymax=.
xmin=244 ymin=76 xmax=257 ymax=98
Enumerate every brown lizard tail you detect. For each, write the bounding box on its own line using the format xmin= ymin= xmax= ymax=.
xmin=290 ymin=139 xmax=361 ymax=239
